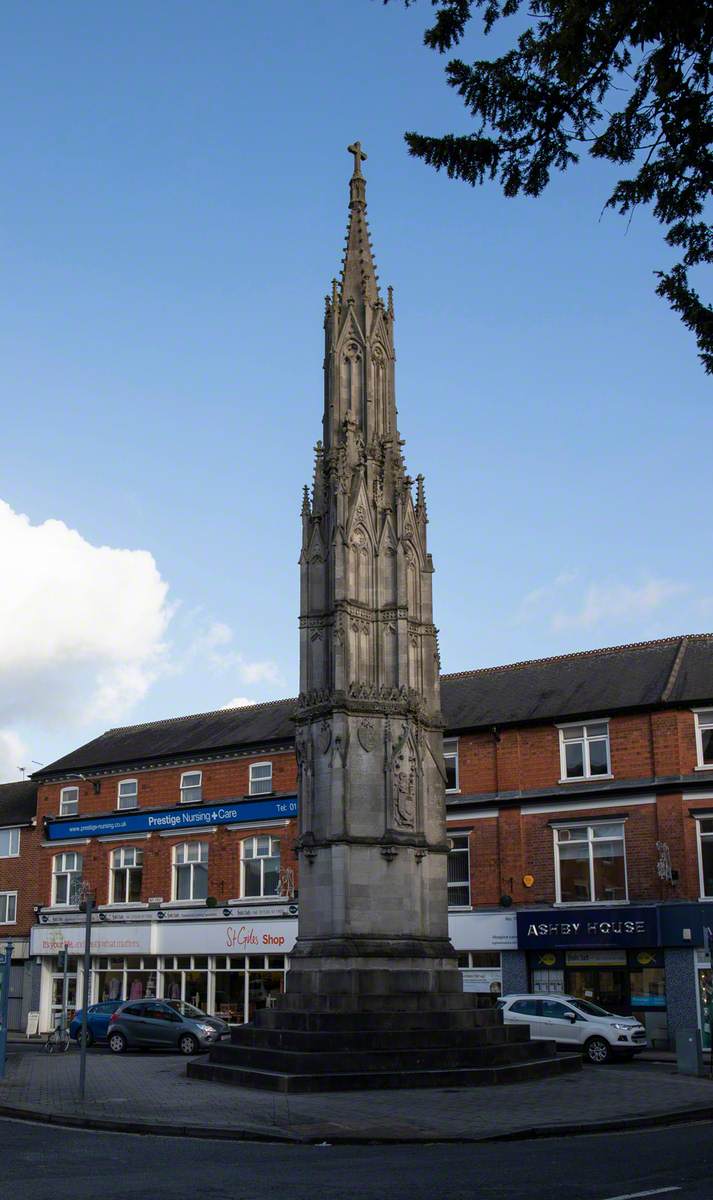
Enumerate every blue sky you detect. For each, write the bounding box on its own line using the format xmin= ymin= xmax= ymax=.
xmin=1 ymin=0 xmax=711 ymax=777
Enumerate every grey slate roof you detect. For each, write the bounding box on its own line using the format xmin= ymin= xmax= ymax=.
xmin=0 ymin=780 xmax=38 ymax=825
xmin=34 ymin=635 xmax=713 ymax=778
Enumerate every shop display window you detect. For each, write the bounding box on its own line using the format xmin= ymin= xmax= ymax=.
xmin=214 ymin=971 xmax=246 ymax=1023
xmin=629 ymin=966 xmax=666 ymax=1008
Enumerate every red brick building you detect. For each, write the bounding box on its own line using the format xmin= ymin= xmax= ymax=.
xmin=10 ymin=633 xmax=713 ymax=1045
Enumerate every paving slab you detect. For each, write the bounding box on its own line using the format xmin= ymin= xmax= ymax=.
xmin=1 ymin=1044 xmax=713 ymax=1143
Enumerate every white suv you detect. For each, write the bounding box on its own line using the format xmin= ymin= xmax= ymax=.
xmin=498 ymin=994 xmax=648 ymax=1064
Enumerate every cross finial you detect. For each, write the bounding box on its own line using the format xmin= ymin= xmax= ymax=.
xmin=347 ymin=141 xmax=367 ymax=178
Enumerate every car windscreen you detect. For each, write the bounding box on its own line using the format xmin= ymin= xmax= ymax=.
xmin=165 ymin=1000 xmax=206 ymax=1019
xmin=570 ymin=998 xmax=614 ymax=1017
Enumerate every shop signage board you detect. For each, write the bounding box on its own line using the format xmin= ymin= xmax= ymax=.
xmin=45 ymin=796 xmax=298 ymax=842
xmin=154 ymin=918 xmax=298 ymax=955
xmin=448 ymin=910 xmax=517 ymax=951
xmin=30 ymin=924 xmax=153 ymax=956
xmin=517 ymin=906 xmax=660 ymax=949
xmin=36 ymin=902 xmax=298 ymax=926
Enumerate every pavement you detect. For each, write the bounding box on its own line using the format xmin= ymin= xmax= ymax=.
xmin=1 ymin=1040 xmax=713 ymax=1143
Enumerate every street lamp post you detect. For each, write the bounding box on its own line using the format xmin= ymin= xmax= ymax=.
xmin=78 ymin=884 xmax=94 ymax=1101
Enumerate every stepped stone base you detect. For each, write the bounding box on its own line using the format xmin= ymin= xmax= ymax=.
xmin=188 ymin=988 xmax=581 ymax=1093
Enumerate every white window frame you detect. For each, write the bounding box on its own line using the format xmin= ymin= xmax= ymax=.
xmin=241 ymin=835 xmax=281 ymax=898
xmin=447 ymin=832 xmax=471 ymax=908
xmin=249 ymin=762 xmax=273 ymax=796
xmin=59 ymin=786 xmax=79 ymax=816
xmin=110 ymin=845 xmax=144 ymax=904
xmin=695 ymin=814 xmax=713 ymax=899
xmin=443 ymin=738 xmax=460 ymax=793
xmin=694 ymin=710 xmax=713 ymax=771
xmin=172 ymin=841 xmax=209 ymax=901
xmin=0 ymin=828 xmax=20 ymax=858
xmin=117 ymin=778 xmax=139 ymax=811
xmin=557 ymin=720 xmax=612 ymax=782
xmin=0 ymin=892 xmax=17 ymax=924
xmin=180 ymin=770 xmax=203 ymax=805
xmin=52 ymin=851 xmax=83 ymax=906
xmin=553 ymin=820 xmax=628 ymax=905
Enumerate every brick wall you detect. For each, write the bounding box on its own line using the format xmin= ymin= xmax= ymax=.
xmin=35 ymin=751 xmax=299 ymax=909
xmin=0 ymin=821 xmax=42 ymax=940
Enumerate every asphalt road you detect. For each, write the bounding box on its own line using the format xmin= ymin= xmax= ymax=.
xmin=3 ymin=1117 xmax=713 ymax=1200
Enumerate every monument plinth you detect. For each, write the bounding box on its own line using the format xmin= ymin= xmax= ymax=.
xmin=190 ymin=147 xmax=580 ymax=1090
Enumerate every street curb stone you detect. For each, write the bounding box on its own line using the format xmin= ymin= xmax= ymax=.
xmin=1 ymin=1099 xmax=713 ymax=1145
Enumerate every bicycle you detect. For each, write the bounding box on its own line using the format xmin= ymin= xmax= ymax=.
xmin=43 ymin=1024 xmax=71 ymax=1054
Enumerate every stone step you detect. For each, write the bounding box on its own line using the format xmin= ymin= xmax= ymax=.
xmin=229 ymin=1023 xmax=530 ymax=1053
xmin=271 ymin=992 xmax=495 ymax=1014
xmin=207 ymin=1037 xmax=552 ymax=1074
xmin=284 ymin=968 xmax=465 ymax=995
xmin=256 ymin=1007 xmax=503 ymax=1033
xmin=187 ymin=1053 xmax=581 ymax=1093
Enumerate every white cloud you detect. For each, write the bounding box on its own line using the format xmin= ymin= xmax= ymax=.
xmin=222 ymin=697 xmax=254 ymax=709
xmin=0 ymin=728 xmax=27 ymax=782
xmin=0 ymin=500 xmax=287 ymax=769
xmin=552 ymin=580 xmax=689 ymax=631
xmin=515 ymin=569 xmax=690 ymax=635
xmin=0 ymin=499 xmax=171 ymax=729
xmin=183 ymin=617 xmax=283 ymax=687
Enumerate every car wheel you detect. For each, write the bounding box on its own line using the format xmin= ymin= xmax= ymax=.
xmin=584 ymin=1036 xmax=611 ymax=1064
xmin=108 ymin=1031 xmax=127 ymax=1054
xmin=76 ymin=1029 xmax=94 ymax=1048
xmin=178 ymin=1033 xmax=199 ymax=1056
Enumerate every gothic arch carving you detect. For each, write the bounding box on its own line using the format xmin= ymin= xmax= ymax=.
xmin=340 ymin=340 xmax=363 ymax=422
xmin=349 ymin=524 xmax=373 ymax=605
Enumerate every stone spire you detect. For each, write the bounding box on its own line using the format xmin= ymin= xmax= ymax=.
xmin=294 ymin=142 xmax=449 ymax=987
xmin=340 ymin=141 xmax=380 ymax=309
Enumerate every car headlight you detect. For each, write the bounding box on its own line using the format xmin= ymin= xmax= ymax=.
xmin=197 ymin=1023 xmax=214 ymax=1034
xmin=612 ymin=1023 xmax=630 ymax=1030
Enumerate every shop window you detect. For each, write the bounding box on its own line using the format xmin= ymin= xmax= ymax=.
xmin=555 ymin=822 xmax=627 ymax=903
xmin=0 ymin=829 xmax=19 ymax=857
xmin=117 ymin=779 xmax=138 ymax=810
xmin=447 ymin=833 xmax=471 ymax=907
xmin=52 ymin=851 xmax=83 ymax=905
xmin=249 ymin=762 xmax=272 ymax=796
xmin=173 ymin=841 xmax=208 ymax=901
xmin=241 ymin=835 xmax=280 ymax=897
xmin=695 ymin=710 xmax=713 ymax=769
xmin=59 ymin=786 xmax=79 ymax=816
xmin=558 ymin=722 xmax=611 ymax=780
xmin=443 ymin=738 xmax=459 ymax=792
xmin=180 ymin=771 xmax=202 ymax=804
xmin=696 ymin=817 xmax=713 ymax=897
xmin=111 ymin=846 xmax=144 ymax=903
xmin=0 ymin=892 xmax=17 ymax=923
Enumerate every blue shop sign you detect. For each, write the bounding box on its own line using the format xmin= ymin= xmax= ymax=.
xmin=46 ymin=796 xmax=298 ymax=842
xmin=517 ymin=906 xmax=660 ymax=949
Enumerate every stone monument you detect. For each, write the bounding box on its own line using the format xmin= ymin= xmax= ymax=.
xmin=190 ymin=146 xmax=579 ymax=1090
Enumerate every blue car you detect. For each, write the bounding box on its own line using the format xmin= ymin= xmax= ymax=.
xmin=70 ymin=1000 xmax=124 ymax=1046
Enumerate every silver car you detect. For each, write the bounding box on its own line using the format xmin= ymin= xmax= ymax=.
xmin=107 ymin=998 xmax=229 ymax=1056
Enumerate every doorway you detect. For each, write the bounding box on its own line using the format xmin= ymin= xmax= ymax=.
xmin=566 ymin=966 xmax=629 ymax=1012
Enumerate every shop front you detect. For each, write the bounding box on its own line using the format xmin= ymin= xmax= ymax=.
xmin=30 ymin=909 xmax=298 ymax=1032
xmin=517 ymin=905 xmax=667 ymax=1045
xmin=449 ymin=910 xmax=518 ymax=997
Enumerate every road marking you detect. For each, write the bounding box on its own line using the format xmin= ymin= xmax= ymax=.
xmin=600 ymin=1189 xmax=681 ymax=1200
